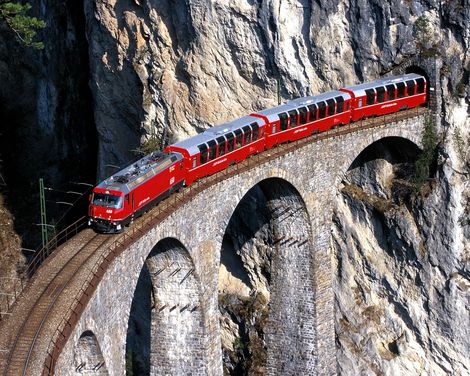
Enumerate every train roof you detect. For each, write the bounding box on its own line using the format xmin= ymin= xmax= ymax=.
xmin=171 ymin=115 xmax=264 ymax=156
xmin=343 ymin=73 xmax=425 ymax=97
xmin=95 ymin=151 xmax=183 ymax=194
xmin=288 ymin=90 xmax=351 ymax=107
xmin=255 ymin=90 xmax=349 ymax=122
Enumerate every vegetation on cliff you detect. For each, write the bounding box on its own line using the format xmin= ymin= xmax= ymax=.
xmin=0 ymin=0 xmax=45 ymax=49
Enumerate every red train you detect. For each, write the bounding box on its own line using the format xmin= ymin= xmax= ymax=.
xmin=88 ymin=73 xmax=427 ymax=233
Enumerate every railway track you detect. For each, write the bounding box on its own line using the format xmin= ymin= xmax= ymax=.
xmin=0 ymin=230 xmax=113 ymax=376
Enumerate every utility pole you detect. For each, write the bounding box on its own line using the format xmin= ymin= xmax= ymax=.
xmin=39 ymin=178 xmax=48 ymax=249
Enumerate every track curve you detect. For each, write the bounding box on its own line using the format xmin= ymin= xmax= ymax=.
xmin=0 ymin=230 xmax=112 ymax=375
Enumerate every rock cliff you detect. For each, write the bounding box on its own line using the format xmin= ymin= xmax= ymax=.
xmin=332 ymin=109 xmax=469 ymax=374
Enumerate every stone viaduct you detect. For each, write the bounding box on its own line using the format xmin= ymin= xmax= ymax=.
xmin=0 ymin=60 xmax=442 ymax=376
xmin=52 ymin=111 xmax=429 ymax=375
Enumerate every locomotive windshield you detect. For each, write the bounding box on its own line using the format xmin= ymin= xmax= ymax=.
xmin=92 ymin=193 xmax=123 ymax=209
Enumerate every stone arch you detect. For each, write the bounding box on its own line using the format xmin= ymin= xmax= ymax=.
xmin=73 ymin=330 xmax=108 ymax=375
xmin=218 ymin=177 xmax=316 ymax=375
xmin=125 ymin=238 xmax=205 ymax=375
xmin=348 ymin=136 xmax=421 ymax=180
xmin=333 ymin=136 xmax=425 ymax=374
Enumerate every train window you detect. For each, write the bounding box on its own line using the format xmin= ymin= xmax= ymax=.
xmin=365 ymin=89 xmax=375 ymax=105
xmin=234 ymin=129 xmax=243 ymax=148
xmin=335 ymin=96 xmax=344 ymax=113
xmin=242 ymin=125 xmax=252 ymax=144
xmin=216 ymin=136 xmax=226 ymax=157
xmin=226 ymin=133 xmax=235 ymax=152
xmin=171 ymin=156 xmax=177 ymax=162
xmin=279 ymin=113 xmax=288 ymax=131
xmin=376 ymin=87 xmax=385 ymax=103
xmin=251 ymin=122 xmax=259 ymax=141
xmin=208 ymin=140 xmax=217 ymax=160
xmin=289 ymin=110 xmax=298 ymax=127
xmin=198 ymin=144 xmax=208 ymax=165
xmin=386 ymin=84 xmax=395 ymax=100
xmin=406 ymin=80 xmax=415 ymax=96
xmin=317 ymin=102 xmax=326 ymax=119
xmin=396 ymin=82 xmax=406 ymax=98
xmin=298 ymin=107 xmax=308 ymax=125
xmin=416 ymin=78 xmax=425 ymax=93
xmin=326 ymin=99 xmax=335 ymax=116
xmin=358 ymin=99 xmax=363 ymax=107
xmin=307 ymin=104 xmax=317 ymax=122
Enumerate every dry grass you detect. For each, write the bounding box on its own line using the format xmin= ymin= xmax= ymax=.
xmin=341 ymin=184 xmax=394 ymax=213
xmin=0 ymin=193 xmax=25 ymax=285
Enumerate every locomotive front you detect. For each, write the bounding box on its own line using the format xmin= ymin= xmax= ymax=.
xmin=88 ymin=188 xmax=127 ymax=233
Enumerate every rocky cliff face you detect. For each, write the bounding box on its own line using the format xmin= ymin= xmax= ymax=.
xmin=84 ymin=0 xmax=469 ymax=175
xmin=0 ymin=0 xmax=98 ymax=248
xmin=332 ymin=110 xmax=470 ymax=374
xmin=0 ymin=0 xmax=469 ymax=373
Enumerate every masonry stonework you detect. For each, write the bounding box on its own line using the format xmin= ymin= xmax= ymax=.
xmin=54 ymin=115 xmax=426 ymax=375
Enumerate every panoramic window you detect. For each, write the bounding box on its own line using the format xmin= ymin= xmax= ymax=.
xmin=208 ymin=140 xmax=217 ymax=160
xmin=198 ymin=144 xmax=208 ymax=165
xmin=406 ymin=80 xmax=415 ymax=96
xmin=217 ymin=136 xmax=226 ymax=157
xmin=396 ymin=82 xmax=406 ymax=98
xmin=318 ymin=102 xmax=326 ymax=119
xmin=416 ymin=78 xmax=425 ymax=94
xmin=298 ymin=107 xmax=308 ymax=124
xmin=251 ymin=123 xmax=259 ymax=141
xmin=279 ymin=113 xmax=288 ymax=131
xmin=289 ymin=110 xmax=298 ymax=127
xmin=307 ymin=104 xmax=317 ymax=121
xmin=242 ymin=126 xmax=252 ymax=144
xmin=365 ymin=89 xmax=375 ymax=105
xmin=376 ymin=87 xmax=385 ymax=103
xmin=226 ymin=133 xmax=234 ymax=152
xmin=386 ymin=84 xmax=395 ymax=100
xmin=326 ymin=99 xmax=335 ymax=116
xmin=234 ymin=130 xmax=243 ymax=148
xmin=335 ymin=96 xmax=344 ymax=113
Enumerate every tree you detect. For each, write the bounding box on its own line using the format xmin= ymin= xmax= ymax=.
xmin=414 ymin=16 xmax=432 ymax=48
xmin=0 ymin=0 xmax=45 ymax=49
xmin=413 ymin=115 xmax=438 ymax=193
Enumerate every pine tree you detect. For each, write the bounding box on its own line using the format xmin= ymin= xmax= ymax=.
xmin=0 ymin=0 xmax=45 ymax=49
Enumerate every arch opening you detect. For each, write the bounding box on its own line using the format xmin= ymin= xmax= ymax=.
xmin=73 ymin=330 xmax=108 ymax=375
xmin=332 ymin=136 xmax=430 ymax=374
xmin=346 ymin=137 xmax=421 ymax=203
xmin=219 ymin=177 xmax=316 ymax=375
xmin=125 ymin=238 xmax=204 ymax=375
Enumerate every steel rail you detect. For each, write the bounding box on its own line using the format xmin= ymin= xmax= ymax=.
xmin=2 ymin=233 xmax=110 ymax=376
xmin=0 ymin=217 xmax=88 ymax=325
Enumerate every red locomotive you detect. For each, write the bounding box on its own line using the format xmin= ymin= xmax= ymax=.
xmin=88 ymin=73 xmax=427 ymax=233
